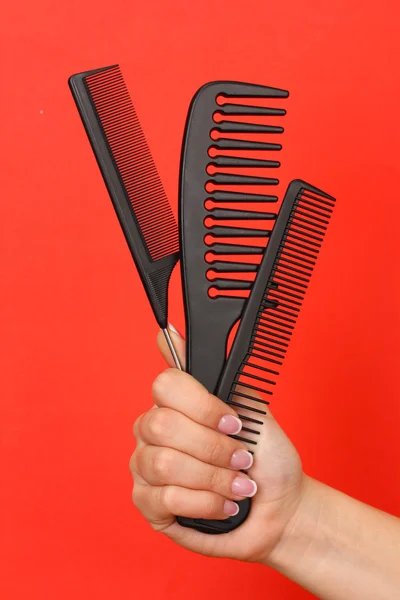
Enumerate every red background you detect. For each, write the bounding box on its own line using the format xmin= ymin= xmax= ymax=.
xmin=1 ymin=1 xmax=400 ymax=598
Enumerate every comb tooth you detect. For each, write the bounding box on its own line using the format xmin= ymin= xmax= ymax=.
xmin=241 ymin=425 xmax=261 ymax=435
xmin=253 ymin=331 xmax=290 ymax=348
xmin=267 ymin=301 xmax=300 ymax=315
xmin=221 ymin=84 xmax=289 ymax=98
xmin=279 ymin=248 xmax=316 ymax=264
xmin=212 ymin=156 xmax=280 ymax=168
xmin=268 ymin=290 xmax=302 ymax=306
xmin=227 ymin=400 xmax=268 ymax=415
xmin=292 ymin=214 xmax=328 ymax=231
xmin=209 ymin=243 xmax=265 ymax=254
xmin=296 ymin=204 xmax=331 ymax=222
xmin=285 ymin=231 xmax=321 ymax=249
xmin=278 ymin=257 xmax=314 ymax=273
xmin=250 ymin=342 xmax=286 ymax=360
xmin=239 ymin=370 xmax=276 ymax=386
xmin=261 ymin=297 xmax=300 ymax=313
xmin=219 ymin=104 xmax=286 ymax=116
xmin=254 ymin=331 xmax=289 ymax=348
xmin=230 ymin=435 xmax=258 ymax=445
xmin=298 ymin=197 xmax=333 ymax=214
xmin=298 ymin=184 xmax=335 ymax=202
xmin=237 ymin=414 xmax=264 ymax=425
xmin=214 ymin=280 xmax=253 ymax=291
xmin=210 ymin=208 xmax=277 ymax=220
xmin=211 ymin=261 xmax=258 ymax=273
xmin=215 ymin=138 xmax=282 ymax=151
xmin=253 ymin=331 xmax=289 ymax=348
xmin=248 ymin=351 xmax=282 ymax=365
xmin=257 ymin=316 xmax=294 ymax=334
xmin=217 ymin=122 xmax=284 ymax=134
xmin=210 ymin=226 xmax=271 ymax=237
xmin=212 ymin=174 xmax=279 ymax=186
xmin=289 ymin=225 xmax=324 ymax=243
xmin=270 ymin=281 xmax=306 ymax=302
xmin=270 ymin=284 xmax=305 ymax=299
xmin=243 ymin=361 xmax=280 ymax=376
xmin=211 ymin=191 xmax=279 ymax=202
xmin=267 ymin=305 xmax=298 ymax=319
xmin=261 ymin=310 xmax=296 ymax=325
xmin=259 ymin=314 xmax=295 ymax=331
xmin=274 ymin=268 xmax=309 ymax=285
xmin=301 ymin=192 xmax=335 ymax=208
xmin=231 ymin=389 xmax=270 ymax=405
xmin=233 ymin=380 xmax=273 ymax=396
xmin=261 ymin=299 xmax=280 ymax=309
xmin=284 ymin=243 xmax=319 ymax=260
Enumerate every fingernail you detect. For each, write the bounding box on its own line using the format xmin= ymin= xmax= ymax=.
xmin=218 ymin=415 xmax=242 ymax=435
xmin=168 ymin=323 xmax=181 ymax=337
xmin=232 ymin=477 xmax=257 ymax=498
xmin=230 ymin=450 xmax=253 ymax=470
xmin=223 ymin=500 xmax=240 ymax=516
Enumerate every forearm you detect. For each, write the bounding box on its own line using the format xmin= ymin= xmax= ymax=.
xmin=267 ymin=476 xmax=400 ymax=600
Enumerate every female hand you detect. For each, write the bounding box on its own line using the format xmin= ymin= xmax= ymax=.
xmin=129 ymin=326 xmax=305 ymax=563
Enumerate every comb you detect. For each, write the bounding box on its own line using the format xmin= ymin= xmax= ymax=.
xmin=178 ymin=179 xmax=336 ymax=533
xmin=180 ymin=81 xmax=289 ymax=393
xmin=68 ymin=65 xmax=182 ymax=366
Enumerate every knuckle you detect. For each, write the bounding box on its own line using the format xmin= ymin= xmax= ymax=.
xmin=208 ymin=467 xmax=224 ymax=492
xmin=203 ymin=495 xmax=221 ymax=518
xmin=133 ymin=414 xmax=143 ymax=439
xmin=159 ymin=486 xmax=176 ymax=512
xmin=129 ymin=452 xmax=136 ymax=476
xmin=144 ymin=408 xmax=172 ymax=441
xmin=132 ymin=446 xmax=146 ymax=478
xmin=132 ymin=485 xmax=140 ymax=508
xmin=132 ymin=483 xmax=144 ymax=510
xmin=204 ymin=437 xmax=223 ymax=465
xmin=197 ymin=392 xmax=218 ymax=423
xmin=152 ymin=448 xmax=174 ymax=480
xmin=151 ymin=369 xmax=174 ymax=400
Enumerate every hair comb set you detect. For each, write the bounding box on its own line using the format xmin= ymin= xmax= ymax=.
xmin=69 ymin=65 xmax=336 ymax=534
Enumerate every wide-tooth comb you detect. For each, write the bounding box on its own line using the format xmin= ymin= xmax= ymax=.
xmin=178 ymin=179 xmax=336 ymax=534
xmin=68 ymin=65 xmax=181 ymax=365
xmin=180 ymin=81 xmax=289 ymax=393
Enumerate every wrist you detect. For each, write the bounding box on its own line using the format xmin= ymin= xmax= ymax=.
xmin=265 ymin=475 xmax=335 ymax=572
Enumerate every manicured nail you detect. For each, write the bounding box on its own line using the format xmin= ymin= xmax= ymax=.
xmin=218 ymin=415 xmax=242 ymax=435
xmin=168 ymin=323 xmax=181 ymax=337
xmin=232 ymin=477 xmax=257 ymax=497
xmin=223 ymin=500 xmax=239 ymax=516
xmin=230 ymin=449 xmax=253 ymax=470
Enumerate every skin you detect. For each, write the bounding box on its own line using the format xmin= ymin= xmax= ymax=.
xmin=130 ymin=327 xmax=400 ymax=599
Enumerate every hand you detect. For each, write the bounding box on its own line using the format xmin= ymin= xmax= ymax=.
xmin=130 ymin=326 xmax=305 ymax=563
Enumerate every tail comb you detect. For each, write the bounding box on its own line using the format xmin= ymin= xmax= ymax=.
xmin=69 ymin=65 xmax=180 ymax=361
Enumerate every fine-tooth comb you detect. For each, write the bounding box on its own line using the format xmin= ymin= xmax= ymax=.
xmin=178 ymin=179 xmax=336 ymax=534
xmin=68 ymin=65 xmax=182 ymax=367
xmin=180 ymin=81 xmax=289 ymax=393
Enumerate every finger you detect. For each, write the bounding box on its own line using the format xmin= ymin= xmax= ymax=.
xmin=139 ymin=407 xmax=253 ymax=469
xmin=157 ymin=325 xmax=186 ymax=369
xmin=133 ymin=482 xmax=240 ymax=526
xmin=135 ymin=445 xmax=257 ymax=500
xmin=152 ymin=368 xmax=242 ymax=432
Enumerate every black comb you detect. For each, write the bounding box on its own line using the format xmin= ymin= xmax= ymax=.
xmin=180 ymin=81 xmax=289 ymax=393
xmin=69 ymin=65 xmax=181 ymax=366
xmin=178 ymin=179 xmax=336 ymax=534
